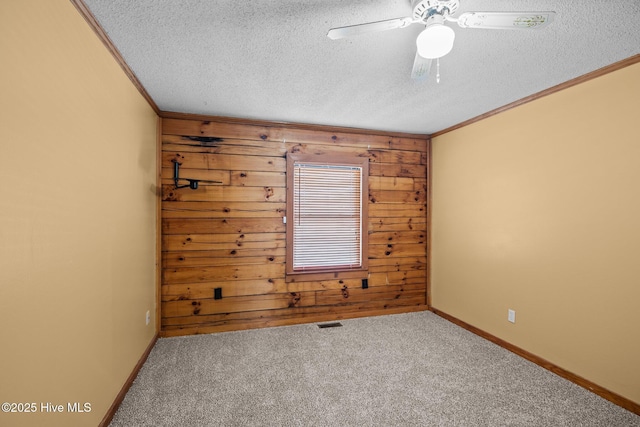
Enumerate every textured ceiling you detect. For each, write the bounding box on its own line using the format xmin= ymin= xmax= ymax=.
xmin=82 ymin=0 xmax=640 ymax=134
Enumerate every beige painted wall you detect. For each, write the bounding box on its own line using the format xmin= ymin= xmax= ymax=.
xmin=0 ymin=1 xmax=158 ymax=425
xmin=432 ymin=62 xmax=640 ymax=404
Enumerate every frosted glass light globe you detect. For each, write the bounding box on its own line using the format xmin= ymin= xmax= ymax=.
xmin=416 ymin=23 xmax=455 ymax=59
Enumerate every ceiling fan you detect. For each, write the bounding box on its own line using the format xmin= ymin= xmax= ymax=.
xmin=327 ymin=0 xmax=555 ymax=81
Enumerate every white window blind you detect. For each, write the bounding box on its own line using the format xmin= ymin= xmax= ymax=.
xmin=292 ymin=162 xmax=363 ymax=271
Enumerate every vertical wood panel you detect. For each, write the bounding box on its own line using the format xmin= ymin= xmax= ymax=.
xmin=161 ymin=117 xmax=430 ymax=336
xmin=156 ymin=117 xmax=163 ymax=332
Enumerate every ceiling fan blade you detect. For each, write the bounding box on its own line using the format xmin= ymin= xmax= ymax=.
xmin=411 ymin=52 xmax=432 ymax=80
xmin=456 ymin=12 xmax=555 ymax=30
xmin=327 ymin=17 xmax=414 ymax=40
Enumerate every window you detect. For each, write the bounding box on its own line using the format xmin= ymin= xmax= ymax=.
xmin=286 ymin=153 xmax=368 ymax=279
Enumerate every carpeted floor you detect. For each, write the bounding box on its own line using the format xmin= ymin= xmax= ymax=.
xmin=110 ymin=311 xmax=640 ymax=426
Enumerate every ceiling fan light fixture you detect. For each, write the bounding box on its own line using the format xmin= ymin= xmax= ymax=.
xmin=416 ymin=21 xmax=455 ymax=59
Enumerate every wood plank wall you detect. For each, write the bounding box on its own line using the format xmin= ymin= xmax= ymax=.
xmin=160 ymin=117 xmax=430 ymax=336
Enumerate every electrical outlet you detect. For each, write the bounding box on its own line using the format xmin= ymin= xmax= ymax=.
xmin=146 ymin=310 xmax=150 ymax=326
xmin=508 ymin=309 xmax=516 ymax=323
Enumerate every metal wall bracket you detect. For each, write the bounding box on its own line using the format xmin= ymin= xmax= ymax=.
xmin=172 ymin=159 xmax=222 ymax=189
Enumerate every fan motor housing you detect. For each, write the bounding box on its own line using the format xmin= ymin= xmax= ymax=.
xmin=412 ymin=0 xmax=459 ymax=20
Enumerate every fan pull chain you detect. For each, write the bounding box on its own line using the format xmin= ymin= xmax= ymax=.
xmin=436 ymin=58 xmax=441 ymax=84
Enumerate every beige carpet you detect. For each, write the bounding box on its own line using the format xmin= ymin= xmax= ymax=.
xmin=110 ymin=311 xmax=640 ymax=426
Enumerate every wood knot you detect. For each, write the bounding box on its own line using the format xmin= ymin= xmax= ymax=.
xmin=260 ymin=134 xmax=268 ymax=140
xmin=240 ymin=172 xmax=247 ymax=177
xmin=264 ymin=187 xmax=274 ymax=199
xmin=341 ymin=285 xmax=349 ymax=298
xmin=230 ymin=250 xmax=237 ymax=255
xmin=288 ymin=292 xmax=301 ymax=307
xmin=331 ymin=135 xmax=337 ymax=140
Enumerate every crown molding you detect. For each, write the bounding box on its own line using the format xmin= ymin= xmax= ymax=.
xmin=432 ymin=54 xmax=640 ymax=138
xmin=70 ymin=0 xmax=160 ymax=114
